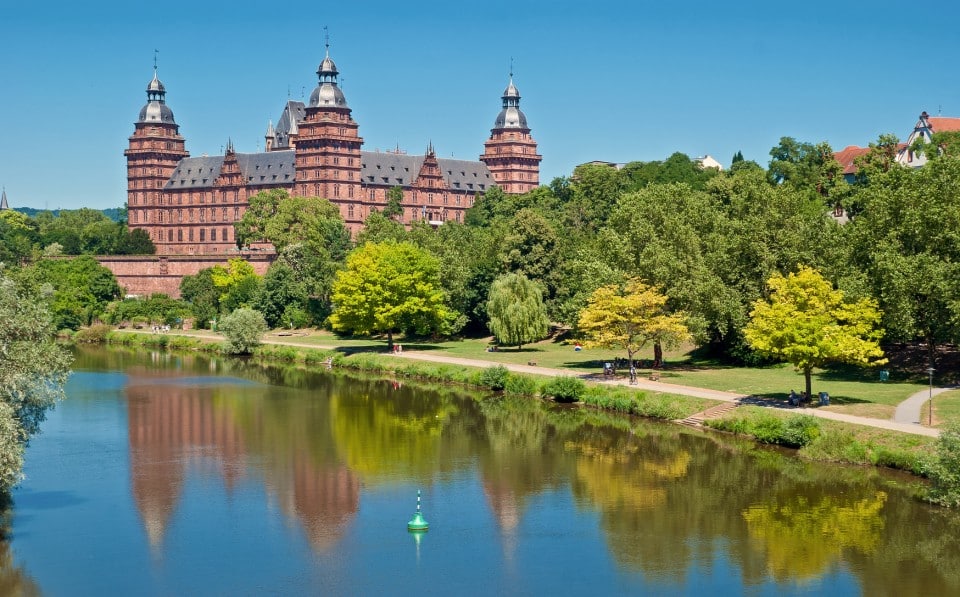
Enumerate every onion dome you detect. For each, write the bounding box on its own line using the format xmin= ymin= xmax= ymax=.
xmin=309 ymin=48 xmax=348 ymax=108
xmin=494 ymin=76 xmax=527 ymax=129
xmin=137 ymin=68 xmax=176 ymax=124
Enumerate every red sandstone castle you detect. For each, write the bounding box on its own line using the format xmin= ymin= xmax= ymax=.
xmin=125 ymin=48 xmax=541 ymax=255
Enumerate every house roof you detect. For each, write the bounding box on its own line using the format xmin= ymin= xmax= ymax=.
xmin=927 ymin=117 xmax=960 ymax=133
xmin=834 ymin=145 xmax=871 ymax=175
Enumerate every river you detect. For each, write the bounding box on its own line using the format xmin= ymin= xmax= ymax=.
xmin=3 ymin=346 xmax=959 ymax=595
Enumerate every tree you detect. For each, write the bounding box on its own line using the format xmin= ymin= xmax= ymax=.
xmin=744 ymin=266 xmax=885 ymax=398
xmin=329 ymin=242 xmax=452 ymax=347
xmin=0 ymin=270 xmax=72 ymax=494
xmin=179 ymin=268 xmax=219 ymax=329
xmin=486 ymin=273 xmax=549 ymax=350
xmin=21 ymin=255 xmax=121 ymax=329
xmin=233 ymin=188 xmax=286 ymax=248
xmin=218 ymin=307 xmax=268 ymax=355
xmin=210 ymin=258 xmax=262 ymax=313
xmin=499 ymin=208 xmax=561 ymax=299
xmin=578 ymin=278 xmax=691 ymax=369
xmin=383 ymin=186 xmax=404 ymax=219
xmin=252 ymin=262 xmax=307 ymax=328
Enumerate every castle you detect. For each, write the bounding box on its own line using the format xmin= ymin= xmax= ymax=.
xmin=125 ymin=47 xmax=542 ymax=256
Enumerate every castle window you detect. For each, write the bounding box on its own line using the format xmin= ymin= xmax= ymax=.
xmin=334 ymin=183 xmax=341 ymax=198
xmin=233 ymin=207 xmax=239 ymax=220
xmin=233 ymin=191 xmax=239 ymax=202
xmin=222 ymin=207 xmax=228 ymax=221
xmin=456 ymin=196 xmax=461 ymax=206
xmin=348 ymin=204 xmax=355 ymax=219
xmin=199 ymin=209 xmax=205 ymax=223
xmin=348 ymin=185 xmax=354 ymax=198
xmin=443 ymin=194 xmax=448 ymax=205
xmin=200 ymin=229 xmax=205 ymax=241
xmin=189 ymin=209 xmax=195 ymax=223
xmin=177 ymin=209 xmax=183 ymax=222
xmin=428 ymin=193 xmax=434 ymax=204
xmin=211 ymin=228 xmax=217 ymax=241
xmin=132 ymin=211 xmax=138 ymax=223
xmin=188 ymin=228 xmax=194 ymax=241
xmin=369 ymin=188 xmax=375 ymax=200
xmin=168 ymin=230 xmax=173 ymax=242
xmin=315 ymin=184 xmax=321 ymax=196
xmin=223 ymin=227 xmax=229 ymax=241
xmin=211 ymin=208 xmax=216 ymax=222
xmin=178 ymin=229 xmax=183 ymax=241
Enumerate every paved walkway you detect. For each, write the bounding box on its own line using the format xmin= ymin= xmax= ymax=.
xmin=894 ymin=386 xmax=956 ymax=425
xmin=119 ymin=330 xmax=942 ymax=438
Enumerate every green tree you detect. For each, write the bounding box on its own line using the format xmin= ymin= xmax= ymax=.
xmin=927 ymin=423 xmax=960 ymax=508
xmin=233 ymin=188 xmax=286 ymax=248
xmin=499 ymin=208 xmax=561 ymax=299
xmin=329 ymin=241 xmax=452 ymax=347
xmin=218 ymin=307 xmax=268 ymax=354
xmin=383 ymin=186 xmax=404 ymax=219
xmin=358 ymin=210 xmax=407 ymax=245
xmin=744 ymin=266 xmax=886 ymax=398
xmin=179 ymin=268 xmax=220 ymax=329
xmin=0 ymin=270 xmax=72 ymax=493
xmin=21 ymin=255 xmax=121 ymax=329
xmin=486 ymin=273 xmax=549 ymax=350
xmin=252 ymin=262 xmax=307 ymax=328
xmin=578 ymin=278 xmax=691 ymax=369
xmin=210 ymin=258 xmax=262 ymax=313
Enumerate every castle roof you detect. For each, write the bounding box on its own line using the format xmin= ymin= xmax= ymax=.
xmin=361 ymin=152 xmax=493 ymax=191
xmin=927 ymin=117 xmax=960 ymax=133
xmin=834 ymin=145 xmax=871 ymax=175
xmin=164 ymin=150 xmax=493 ymax=192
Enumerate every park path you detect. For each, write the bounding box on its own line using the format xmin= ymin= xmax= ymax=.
xmin=894 ymin=386 xmax=957 ymax=425
xmin=118 ymin=330 xmax=941 ymax=438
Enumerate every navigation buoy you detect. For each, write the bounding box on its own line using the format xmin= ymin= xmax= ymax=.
xmin=407 ymin=490 xmax=429 ymax=532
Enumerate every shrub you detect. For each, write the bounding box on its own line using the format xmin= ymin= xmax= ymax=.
xmin=478 ymin=365 xmax=509 ymax=391
xmin=542 ymin=376 xmax=585 ymax=403
xmin=504 ymin=374 xmax=539 ymax=396
xmin=218 ymin=308 xmax=268 ymax=355
xmin=281 ymin=305 xmax=312 ymax=329
xmin=74 ymin=324 xmax=112 ymax=343
xmin=927 ymin=423 xmax=960 ymax=507
xmin=780 ymin=415 xmax=821 ymax=448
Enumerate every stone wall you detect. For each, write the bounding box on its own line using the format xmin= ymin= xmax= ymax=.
xmin=97 ymin=253 xmax=275 ymax=298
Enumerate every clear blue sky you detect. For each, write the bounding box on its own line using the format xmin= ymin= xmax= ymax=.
xmin=2 ymin=0 xmax=960 ymax=210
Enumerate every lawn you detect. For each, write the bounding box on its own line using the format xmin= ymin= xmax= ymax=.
xmin=923 ymin=389 xmax=960 ymax=428
xmin=118 ymin=327 xmax=925 ymax=418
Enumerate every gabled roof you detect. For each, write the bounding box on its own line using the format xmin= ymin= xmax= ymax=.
xmin=165 ymin=151 xmax=297 ymax=190
xmin=360 ymin=152 xmax=492 ymax=191
xmin=927 ymin=117 xmax=960 ymax=133
xmin=834 ymin=145 xmax=871 ymax=175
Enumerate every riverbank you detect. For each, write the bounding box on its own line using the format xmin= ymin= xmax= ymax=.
xmin=98 ymin=328 xmax=940 ymax=477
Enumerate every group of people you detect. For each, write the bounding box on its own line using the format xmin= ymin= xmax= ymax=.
xmin=151 ymin=325 xmax=170 ymax=333
xmin=392 ymin=344 xmax=404 ymax=354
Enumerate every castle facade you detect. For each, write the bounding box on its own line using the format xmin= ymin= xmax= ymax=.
xmin=125 ymin=49 xmax=541 ymax=255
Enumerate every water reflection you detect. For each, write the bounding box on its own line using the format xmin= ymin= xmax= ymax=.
xmin=18 ymin=346 xmax=958 ymax=594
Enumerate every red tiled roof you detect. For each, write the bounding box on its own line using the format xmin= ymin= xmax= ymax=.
xmin=834 ymin=145 xmax=871 ymax=175
xmin=928 ymin=117 xmax=960 ymax=133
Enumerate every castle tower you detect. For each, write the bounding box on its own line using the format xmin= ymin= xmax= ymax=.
xmin=480 ymin=75 xmax=541 ymax=194
xmin=294 ymin=44 xmax=363 ymax=226
xmin=125 ymin=67 xmax=189 ymax=247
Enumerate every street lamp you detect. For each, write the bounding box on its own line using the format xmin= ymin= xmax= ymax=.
xmin=927 ymin=367 xmax=935 ymax=426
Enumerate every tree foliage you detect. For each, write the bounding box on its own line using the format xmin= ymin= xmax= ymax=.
xmin=329 ymin=242 xmax=453 ymax=345
xmin=486 ymin=273 xmax=549 ymax=350
xmin=218 ymin=307 xmax=268 ymax=355
xmin=744 ymin=266 xmax=885 ymax=397
xmin=578 ymin=278 xmax=691 ymax=367
xmin=0 ymin=270 xmax=72 ymax=494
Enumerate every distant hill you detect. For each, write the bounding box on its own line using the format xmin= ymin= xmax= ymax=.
xmin=12 ymin=207 xmax=124 ymax=222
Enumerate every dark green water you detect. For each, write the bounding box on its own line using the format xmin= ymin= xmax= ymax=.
xmin=4 ymin=346 xmax=959 ymax=595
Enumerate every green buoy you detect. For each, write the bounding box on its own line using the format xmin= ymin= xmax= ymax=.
xmin=407 ymin=490 xmax=429 ymax=532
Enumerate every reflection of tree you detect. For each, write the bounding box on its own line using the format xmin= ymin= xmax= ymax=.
xmin=742 ymin=491 xmax=887 ymax=581
xmin=0 ymin=503 xmax=40 ymax=597
xmin=329 ymin=382 xmax=460 ymax=484
xmin=476 ymin=397 xmax=571 ymax=536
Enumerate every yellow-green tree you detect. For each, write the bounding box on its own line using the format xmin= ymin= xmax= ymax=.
xmin=744 ymin=266 xmax=886 ymax=398
xmin=329 ymin=242 xmax=452 ymax=347
xmin=578 ymin=278 xmax=690 ymax=369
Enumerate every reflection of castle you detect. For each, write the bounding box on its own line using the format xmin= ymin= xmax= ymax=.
xmin=126 ymin=381 xmax=358 ymax=553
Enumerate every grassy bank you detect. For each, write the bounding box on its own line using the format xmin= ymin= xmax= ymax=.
xmin=99 ymin=328 xmax=937 ymax=478
xmin=706 ymin=406 xmax=937 ymax=476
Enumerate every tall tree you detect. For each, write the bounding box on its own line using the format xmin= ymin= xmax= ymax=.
xmin=578 ymin=278 xmax=690 ymax=369
xmin=383 ymin=186 xmax=405 ymax=219
xmin=486 ymin=273 xmax=549 ymax=351
xmin=744 ymin=266 xmax=885 ymax=398
xmin=329 ymin=242 xmax=453 ymax=347
xmin=0 ymin=270 xmax=72 ymax=494
xmin=499 ymin=208 xmax=561 ymax=299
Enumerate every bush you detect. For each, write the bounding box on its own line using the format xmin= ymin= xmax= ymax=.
xmin=218 ymin=308 xmax=268 ymax=355
xmin=479 ymin=365 xmax=509 ymax=391
xmin=281 ymin=305 xmax=312 ymax=329
xmin=927 ymin=423 xmax=960 ymax=507
xmin=780 ymin=415 xmax=821 ymax=448
xmin=74 ymin=324 xmax=112 ymax=343
xmin=541 ymin=376 xmax=585 ymax=403
xmin=504 ymin=374 xmax=539 ymax=396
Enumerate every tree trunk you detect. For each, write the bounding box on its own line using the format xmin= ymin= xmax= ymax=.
xmin=927 ymin=334 xmax=937 ymax=371
xmin=804 ymin=366 xmax=812 ymax=402
xmin=653 ymin=341 xmax=663 ymax=369
xmin=387 ymin=331 xmax=394 ymax=351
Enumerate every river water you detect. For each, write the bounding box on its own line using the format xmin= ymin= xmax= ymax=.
xmin=3 ymin=346 xmax=959 ymax=595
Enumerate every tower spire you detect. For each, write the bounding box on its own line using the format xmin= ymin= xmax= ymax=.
xmin=1 ymin=187 xmax=8 ymax=210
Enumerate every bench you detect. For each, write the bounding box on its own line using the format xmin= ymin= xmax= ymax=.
xmin=527 ymin=361 xmax=537 ymax=366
